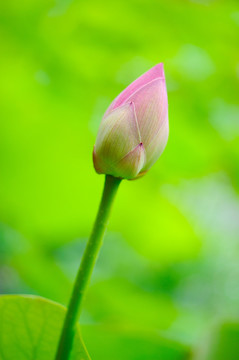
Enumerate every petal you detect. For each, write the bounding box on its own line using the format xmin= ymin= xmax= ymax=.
xmin=141 ymin=116 xmax=169 ymax=172
xmin=127 ymin=78 xmax=168 ymax=147
xmin=104 ymin=63 xmax=165 ymax=116
xmin=94 ymin=103 xmax=140 ymax=174
xmin=112 ymin=143 xmax=145 ymax=179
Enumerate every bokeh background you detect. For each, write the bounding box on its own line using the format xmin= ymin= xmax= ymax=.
xmin=0 ymin=0 xmax=239 ymax=359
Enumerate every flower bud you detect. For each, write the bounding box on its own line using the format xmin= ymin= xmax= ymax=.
xmin=93 ymin=63 xmax=169 ymax=179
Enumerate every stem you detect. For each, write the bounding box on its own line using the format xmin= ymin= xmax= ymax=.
xmin=55 ymin=175 xmax=121 ymax=360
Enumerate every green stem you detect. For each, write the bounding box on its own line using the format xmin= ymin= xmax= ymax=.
xmin=55 ymin=175 xmax=121 ymax=360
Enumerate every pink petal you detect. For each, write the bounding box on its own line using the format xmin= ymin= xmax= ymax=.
xmin=104 ymin=63 xmax=165 ymax=117
xmin=126 ymin=78 xmax=168 ymax=147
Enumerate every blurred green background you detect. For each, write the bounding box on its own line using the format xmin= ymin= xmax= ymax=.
xmin=0 ymin=0 xmax=239 ymax=359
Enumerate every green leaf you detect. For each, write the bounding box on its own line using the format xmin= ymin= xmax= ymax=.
xmin=0 ymin=295 xmax=91 ymax=360
xmin=82 ymin=324 xmax=191 ymax=360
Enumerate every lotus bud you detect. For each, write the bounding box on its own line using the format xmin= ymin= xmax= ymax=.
xmin=93 ymin=63 xmax=169 ymax=180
